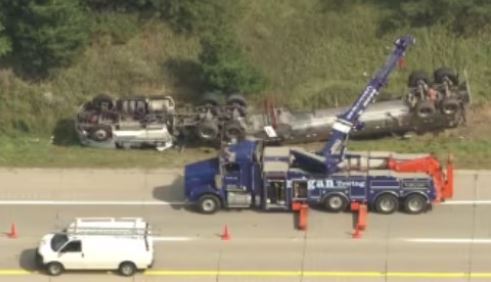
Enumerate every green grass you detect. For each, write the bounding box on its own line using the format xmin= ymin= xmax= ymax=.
xmin=0 ymin=1 xmax=490 ymax=168
xmin=1 ymin=1 xmax=490 ymax=135
xmin=0 ymin=136 xmax=214 ymax=168
xmin=1 ymin=133 xmax=490 ymax=169
xmin=348 ymin=137 xmax=491 ymax=169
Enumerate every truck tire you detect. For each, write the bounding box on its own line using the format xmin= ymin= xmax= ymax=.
xmin=201 ymin=92 xmax=221 ymax=107
xmin=227 ymin=104 xmax=247 ymax=118
xmin=374 ymin=194 xmax=399 ymax=214
xmin=198 ymin=194 xmax=221 ymax=214
xmin=224 ymin=121 xmax=246 ymax=141
xmin=89 ymin=125 xmax=111 ymax=142
xmin=403 ymin=194 xmax=428 ymax=214
xmin=226 ymin=94 xmax=247 ymax=108
xmin=441 ymin=98 xmax=460 ymax=115
xmin=434 ymin=67 xmax=458 ymax=85
xmin=46 ymin=262 xmax=64 ymax=276
xmin=324 ymin=194 xmax=348 ymax=213
xmin=196 ymin=120 xmax=219 ymax=141
xmin=198 ymin=94 xmax=221 ymax=118
xmin=92 ymin=94 xmax=114 ymax=111
xmin=408 ymin=70 xmax=430 ymax=88
xmin=415 ymin=100 xmax=435 ymax=119
xmin=119 ymin=261 xmax=137 ymax=277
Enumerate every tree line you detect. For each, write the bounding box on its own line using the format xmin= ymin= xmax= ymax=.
xmin=0 ymin=0 xmax=490 ymax=94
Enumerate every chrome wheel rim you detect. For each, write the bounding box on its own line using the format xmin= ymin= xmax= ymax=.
xmin=379 ymin=198 xmax=395 ymax=212
xmin=328 ymin=197 xmax=342 ymax=210
xmin=202 ymin=199 xmax=216 ymax=212
xmin=408 ymin=197 xmax=424 ymax=213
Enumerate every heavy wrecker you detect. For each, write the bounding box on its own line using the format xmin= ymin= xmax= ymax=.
xmin=183 ymin=35 xmax=454 ymax=231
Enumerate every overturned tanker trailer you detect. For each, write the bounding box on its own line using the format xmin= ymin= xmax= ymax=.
xmin=74 ymin=67 xmax=470 ymax=150
xmin=263 ymin=67 xmax=471 ymax=144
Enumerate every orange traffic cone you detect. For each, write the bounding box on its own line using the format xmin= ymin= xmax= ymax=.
xmin=7 ymin=223 xmax=18 ymax=239
xmin=352 ymin=225 xmax=362 ymax=239
xmin=221 ymin=224 xmax=231 ymax=241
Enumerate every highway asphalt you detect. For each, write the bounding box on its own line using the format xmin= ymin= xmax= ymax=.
xmin=0 ymin=168 xmax=490 ymax=282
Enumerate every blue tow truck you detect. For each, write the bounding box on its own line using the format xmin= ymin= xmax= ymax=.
xmin=184 ymin=36 xmax=453 ymax=216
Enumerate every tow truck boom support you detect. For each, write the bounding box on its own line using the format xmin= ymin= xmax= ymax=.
xmin=324 ymin=35 xmax=415 ymax=174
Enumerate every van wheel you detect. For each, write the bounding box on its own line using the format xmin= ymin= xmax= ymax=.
xmin=46 ymin=262 xmax=63 ymax=276
xmin=198 ymin=195 xmax=221 ymax=214
xmin=374 ymin=194 xmax=399 ymax=214
xmin=403 ymin=194 xmax=428 ymax=214
xmin=324 ymin=194 xmax=348 ymax=212
xmin=119 ymin=261 xmax=137 ymax=277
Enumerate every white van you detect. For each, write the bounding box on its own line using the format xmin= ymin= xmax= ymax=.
xmin=36 ymin=217 xmax=154 ymax=276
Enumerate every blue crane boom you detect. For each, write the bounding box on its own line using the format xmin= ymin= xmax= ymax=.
xmin=323 ymin=35 xmax=415 ymax=174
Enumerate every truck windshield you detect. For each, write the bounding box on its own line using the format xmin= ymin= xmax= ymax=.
xmin=50 ymin=234 xmax=69 ymax=252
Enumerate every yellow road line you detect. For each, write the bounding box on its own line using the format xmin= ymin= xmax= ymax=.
xmin=0 ymin=269 xmax=32 ymax=275
xmin=2 ymin=269 xmax=491 ymax=278
xmin=143 ymin=270 xmax=491 ymax=278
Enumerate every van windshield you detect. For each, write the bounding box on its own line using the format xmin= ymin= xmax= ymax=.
xmin=50 ymin=234 xmax=69 ymax=252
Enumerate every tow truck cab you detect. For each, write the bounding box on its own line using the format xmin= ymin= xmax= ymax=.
xmin=184 ymin=140 xmax=263 ymax=213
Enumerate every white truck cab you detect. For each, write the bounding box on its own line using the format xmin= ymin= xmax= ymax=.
xmin=36 ymin=217 xmax=154 ymax=276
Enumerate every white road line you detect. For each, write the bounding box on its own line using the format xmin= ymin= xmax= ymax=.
xmin=404 ymin=238 xmax=491 ymax=244
xmin=0 ymin=200 xmax=187 ymax=206
xmin=151 ymin=236 xmax=195 ymax=242
xmin=442 ymin=200 xmax=491 ymax=205
xmin=0 ymin=200 xmax=490 ymax=206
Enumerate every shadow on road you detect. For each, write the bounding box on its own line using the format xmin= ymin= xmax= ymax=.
xmin=19 ymin=248 xmax=38 ymax=272
xmin=152 ymin=175 xmax=192 ymax=212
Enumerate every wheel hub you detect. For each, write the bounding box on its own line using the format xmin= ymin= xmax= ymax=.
xmin=95 ymin=130 xmax=107 ymax=139
xmin=380 ymin=198 xmax=395 ymax=212
xmin=202 ymin=199 xmax=215 ymax=212
xmin=329 ymin=197 xmax=342 ymax=209
xmin=408 ymin=198 xmax=423 ymax=212
xmin=122 ymin=265 xmax=132 ymax=275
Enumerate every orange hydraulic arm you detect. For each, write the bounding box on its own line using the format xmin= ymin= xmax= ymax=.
xmin=387 ymin=154 xmax=454 ymax=202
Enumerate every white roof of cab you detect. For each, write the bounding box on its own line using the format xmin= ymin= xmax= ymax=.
xmin=263 ymin=161 xmax=289 ymax=173
xmin=263 ymin=146 xmax=290 ymax=158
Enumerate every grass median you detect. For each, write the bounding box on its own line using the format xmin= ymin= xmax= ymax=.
xmin=0 ymin=132 xmax=489 ymax=169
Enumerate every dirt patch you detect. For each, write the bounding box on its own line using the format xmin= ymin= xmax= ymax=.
xmin=448 ymin=102 xmax=491 ymax=139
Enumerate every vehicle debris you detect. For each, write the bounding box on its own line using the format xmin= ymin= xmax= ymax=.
xmin=74 ymin=70 xmax=470 ymax=151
